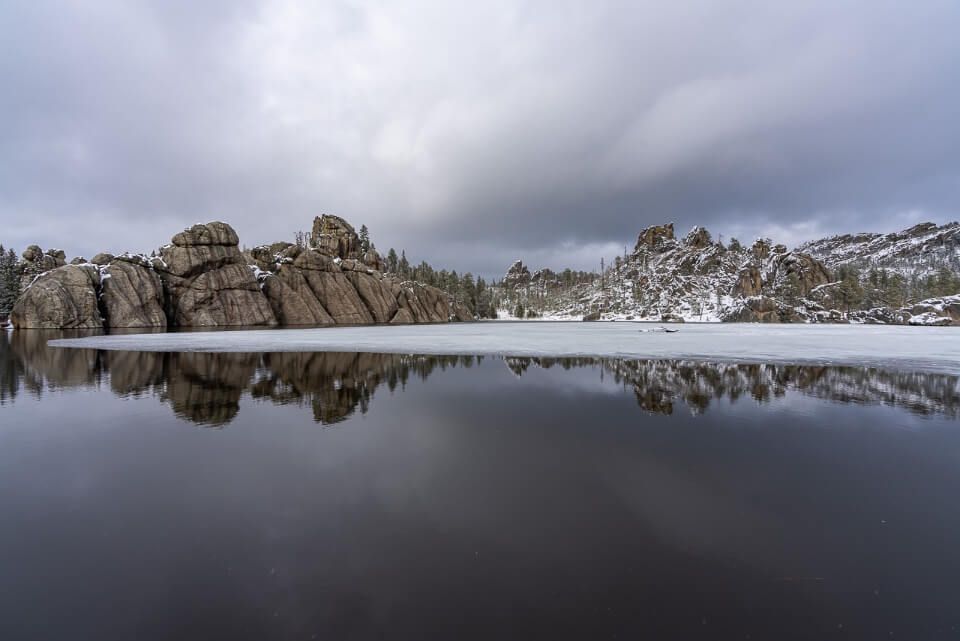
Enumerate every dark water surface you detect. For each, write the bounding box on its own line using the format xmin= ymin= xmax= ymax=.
xmin=1 ymin=331 xmax=959 ymax=640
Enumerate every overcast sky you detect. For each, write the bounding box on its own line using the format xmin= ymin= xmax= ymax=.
xmin=1 ymin=1 xmax=959 ymax=278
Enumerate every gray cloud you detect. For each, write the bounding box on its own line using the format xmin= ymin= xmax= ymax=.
xmin=1 ymin=0 xmax=958 ymax=278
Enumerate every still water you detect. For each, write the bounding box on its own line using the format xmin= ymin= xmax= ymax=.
xmin=1 ymin=330 xmax=959 ymax=640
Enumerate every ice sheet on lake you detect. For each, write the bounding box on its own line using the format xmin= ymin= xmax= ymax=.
xmin=48 ymin=322 xmax=960 ymax=374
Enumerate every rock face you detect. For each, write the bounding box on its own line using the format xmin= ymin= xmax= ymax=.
xmin=799 ymin=221 xmax=960 ymax=272
xmin=635 ymin=223 xmax=675 ymax=251
xmin=100 ymin=257 xmax=167 ymax=328
xmin=311 ymin=214 xmax=360 ymax=259
xmin=9 ymin=216 xmax=471 ymax=329
xmin=10 ymin=265 xmax=101 ymax=329
xmin=501 ymin=222 xmax=835 ymax=323
xmin=19 ymin=246 xmax=67 ymax=290
xmin=157 ymin=222 xmax=277 ymax=328
xmin=503 ymin=260 xmax=532 ymax=288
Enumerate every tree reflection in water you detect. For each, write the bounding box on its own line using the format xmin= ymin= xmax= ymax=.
xmin=2 ymin=329 xmax=958 ymax=424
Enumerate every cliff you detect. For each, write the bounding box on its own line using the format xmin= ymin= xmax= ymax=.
xmin=497 ymin=221 xmax=960 ymax=325
xmin=9 ymin=215 xmax=472 ymax=330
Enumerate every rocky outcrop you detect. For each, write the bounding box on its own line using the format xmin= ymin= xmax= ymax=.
xmin=261 ymin=269 xmax=335 ymax=326
xmin=734 ymin=266 xmax=763 ymax=297
xmin=344 ymin=271 xmax=398 ymax=323
xmin=99 ymin=256 xmax=167 ymax=328
xmin=395 ymin=281 xmax=453 ymax=323
xmin=503 ymin=260 xmax=532 ymax=288
xmin=635 ymin=223 xmax=675 ymax=251
xmin=10 ymin=265 xmax=101 ymax=329
xmin=156 ymin=222 xmax=276 ymax=328
xmin=683 ymin=226 xmax=712 ymax=249
xmin=19 ymin=245 xmax=67 ymax=290
xmin=499 ymin=222 xmax=838 ymax=323
xmin=799 ymin=221 xmax=960 ymax=272
xmin=772 ymin=252 xmax=832 ymax=297
xmin=9 ymin=216 xmax=471 ymax=329
xmin=311 ymin=214 xmax=361 ymax=259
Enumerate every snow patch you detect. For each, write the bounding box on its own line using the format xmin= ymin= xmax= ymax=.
xmin=49 ymin=323 xmax=960 ymax=374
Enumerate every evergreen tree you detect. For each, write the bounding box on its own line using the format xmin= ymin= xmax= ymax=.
xmin=460 ymin=273 xmax=477 ymax=313
xmin=781 ymin=272 xmax=801 ymax=306
xmin=835 ymin=266 xmax=863 ymax=313
xmin=935 ymin=266 xmax=959 ymax=297
xmin=359 ymin=225 xmax=371 ymax=253
xmin=728 ymin=237 xmax=742 ymax=252
xmin=398 ymin=251 xmax=410 ymax=279
xmin=885 ymin=273 xmax=906 ymax=308
xmin=0 ymin=247 xmax=21 ymax=316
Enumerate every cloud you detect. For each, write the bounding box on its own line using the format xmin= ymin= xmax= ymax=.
xmin=1 ymin=0 xmax=958 ymax=277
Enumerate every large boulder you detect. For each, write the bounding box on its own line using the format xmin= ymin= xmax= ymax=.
xmin=389 ymin=307 xmax=415 ymax=324
xmin=775 ymin=252 xmax=832 ymax=296
xmin=157 ymin=222 xmax=276 ymax=327
xmin=450 ymin=300 xmax=474 ymax=322
xmin=19 ymin=245 xmax=67 ymax=289
xmin=167 ymin=263 xmax=276 ymax=327
xmin=503 ymin=260 xmax=532 ymax=288
xmin=751 ymin=238 xmax=772 ymax=261
xmin=311 ymin=214 xmax=361 ymax=259
xmin=361 ymin=248 xmax=386 ymax=272
xmin=293 ymin=249 xmax=340 ymax=272
xmin=734 ymin=266 xmax=763 ymax=297
xmin=99 ymin=258 xmax=167 ymax=328
xmin=10 ymin=265 xmax=102 ymax=329
xmin=302 ymin=271 xmax=374 ymax=324
xmin=635 ymin=223 xmax=675 ymax=252
xmin=344 ymin=271 xmax=398 ymax=323
xmin=683 ymin=226 xmax=712 ymax=249
xmin=171 ymin=221 xmax=240 ymax=247
xmin=395 ymin=282 xmax=451 ymax=323
xmin=262 ymin=269 xmax=335 ymax=326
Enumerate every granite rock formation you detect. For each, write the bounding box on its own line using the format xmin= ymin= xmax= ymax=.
xmin=9 ymin=215 xmax=471 ymax=329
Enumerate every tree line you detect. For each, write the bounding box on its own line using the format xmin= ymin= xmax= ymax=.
xmin=833 ymin=265 xmax=960 ymax=312
xmin=0 ymin=245 xmax=22 ymax=319
xmin=382 ymin=247 xmax=498 ymax=318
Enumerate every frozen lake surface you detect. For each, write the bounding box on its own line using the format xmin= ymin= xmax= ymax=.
xmin=49 ymin=322 xmax=960 ymax=374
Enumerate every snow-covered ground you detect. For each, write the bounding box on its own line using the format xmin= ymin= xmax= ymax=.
xmin=49 ymin=322 xmax=960 ymax=374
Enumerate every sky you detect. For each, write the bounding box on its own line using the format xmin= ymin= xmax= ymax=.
xmin=1 ymin=0 xmax=959 ymax=279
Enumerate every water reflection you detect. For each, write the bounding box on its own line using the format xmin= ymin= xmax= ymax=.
xmin=2 ymin=329 xmax=958 ymax=423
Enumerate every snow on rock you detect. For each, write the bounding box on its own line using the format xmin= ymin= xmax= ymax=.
xmin=494 ymin=220 xmax=960 ymax=325
xmin=495 ymin=222 xmax=830 ymax=323
xmin=798 ymin=221 xmax=960 ymax=277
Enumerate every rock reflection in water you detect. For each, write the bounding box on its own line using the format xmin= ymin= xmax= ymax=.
xmin=2 ymin=330 xmax=958 ymax=423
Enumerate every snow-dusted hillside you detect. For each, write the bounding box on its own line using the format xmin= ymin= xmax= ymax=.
xmin=798 ymin=221 xmax=960 ymax=276
xmin=497 ymin=223 xmax=832 ymax=323
xmin=495 ymin=221 xmax=960 ymax=325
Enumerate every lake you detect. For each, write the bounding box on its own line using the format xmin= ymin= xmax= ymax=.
xmin=1 ymin=327 xmax=959 ymax=640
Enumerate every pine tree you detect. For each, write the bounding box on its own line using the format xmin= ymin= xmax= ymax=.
xmin=836 ymin=266 xmax=864 ymax=314
xmin=0 ymin=247 xmax=22 ymax=316
xmin=398 ymin=251 xmax=410 ymax=279
xmin=885 ymin=273 xmax=906 ymax=308
xmin=359 ymin=225 xmax=371 ymax=253
xmin=935 ymin=266 xmax=958 ymax=297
